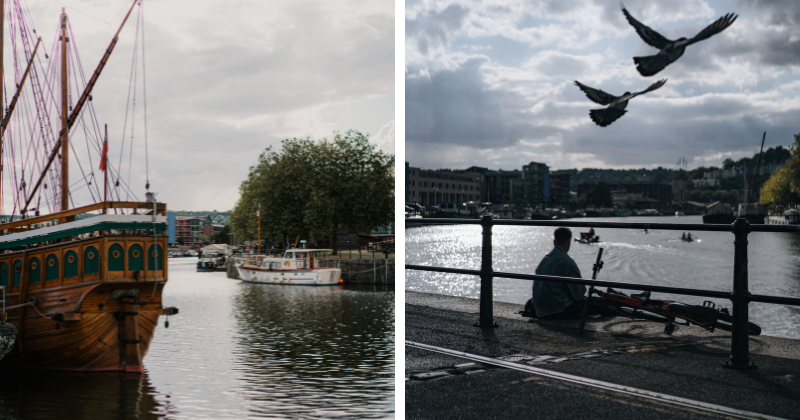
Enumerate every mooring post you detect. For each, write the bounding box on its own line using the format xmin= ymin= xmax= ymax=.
xmin=724 ymin=218 xmax=756 ymax=369
xmin=476 ymin=215 xmax=497 ymax=328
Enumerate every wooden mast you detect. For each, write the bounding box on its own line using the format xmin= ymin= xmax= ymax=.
xmin=257 ymin=203 xmax=261 ymax=255
xmin=60 ymin=8 xmax=69 ymax=212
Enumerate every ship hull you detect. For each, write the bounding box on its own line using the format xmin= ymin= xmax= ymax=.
xmin=237 ymin=265 xmax=341 ymax=286
xmin=0 ymin=234 xmax=172 ymax=371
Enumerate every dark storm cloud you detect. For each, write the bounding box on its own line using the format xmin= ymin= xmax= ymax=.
xmin=563 ymin=97 xmax=800 ymax=167
xmin=406 ymin=4 xmax=469 ymax=54
xmin=406 ymin=58 xmax=539 ymax=149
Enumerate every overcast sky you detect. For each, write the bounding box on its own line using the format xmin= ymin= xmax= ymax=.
xmin=405 ymin=0 xmax=800 ymax=172
xmin=14 ymin=0 xmax=394 ymax=211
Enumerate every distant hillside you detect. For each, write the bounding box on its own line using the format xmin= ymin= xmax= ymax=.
xmin=174 ymin=210 xmax=231 ymax=225
xmin=556 ymin=145 xmax=790 ymax=192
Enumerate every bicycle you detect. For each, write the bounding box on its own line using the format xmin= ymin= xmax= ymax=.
xmin=581 ymin=288 xmax=762 ymax=336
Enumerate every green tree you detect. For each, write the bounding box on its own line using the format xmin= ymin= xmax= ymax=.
xmin=760 ymin=133 xmax=800 ymax=206
xmin=230 ymin=130 xmax=394 ymax=253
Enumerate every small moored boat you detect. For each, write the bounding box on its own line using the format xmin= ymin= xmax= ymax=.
xmin=237 ymin=249 xmax=342 ymax=286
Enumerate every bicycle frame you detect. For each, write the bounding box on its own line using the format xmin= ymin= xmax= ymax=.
xmin=592 ymin=289 xmax=723 ymax=333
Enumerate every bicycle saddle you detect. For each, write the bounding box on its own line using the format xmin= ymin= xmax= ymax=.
xmin=666 ymin=303 xmax=718 ymax=325
xmin=630 ymin=291 xmax=651 ymax=305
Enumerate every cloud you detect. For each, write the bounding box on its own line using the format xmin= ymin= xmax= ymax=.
xmin=372 ymin=120 xmax=396 ymax=154
xmin=406 ymin=58 xmax=540 ymax=149
xmin=11 ymin=0 xmax=394 ymax=212
xmin=405 ymin=0 xmax=800 ymax=174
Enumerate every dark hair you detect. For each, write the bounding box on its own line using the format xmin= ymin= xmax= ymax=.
xmin=554 ymin=227 xmax=572 ymax=244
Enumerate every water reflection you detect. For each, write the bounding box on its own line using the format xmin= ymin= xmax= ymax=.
xmin=0 ymin=370 xmax=172 ymax=419
xmin=232 ymin=284 xmax=394 ymax=418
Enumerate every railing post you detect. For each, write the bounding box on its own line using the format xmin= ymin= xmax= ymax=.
xmin=724 ymin=218 xmax=756 ymax=369
xmin=475 ymin=215 xmax=497 ymax=328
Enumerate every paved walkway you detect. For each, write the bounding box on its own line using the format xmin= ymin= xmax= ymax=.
xmin=406 ymin=291 xmax=800 ymax=420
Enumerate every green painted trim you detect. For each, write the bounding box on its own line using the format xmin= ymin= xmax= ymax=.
xmin=84 ymin=246 xmax=99 ymax=275
xmin=108 ymin=243 xmax=124 ymax=272
xmin=0 ymin=262 xmax=7 ymax=287
xmin=64 ymin=250 xmax=79 ymax=278
xmin=0 ymin=222 xmax=166 ymax=250
xmin=46 ymin=255 xmax=59 ymax=281
xmin=29 ymin=257 xmax=41 ymax=284
xmin=129 ymin=244 xmax=143 ymax=271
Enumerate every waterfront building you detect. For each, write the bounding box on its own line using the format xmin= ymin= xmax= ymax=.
xmin=175 ymin=215 xmax=213 ymax=249
xmin=549 ymin=171 xmax=572 ymax=206
xmin=522 ymin=161 xmax=549 ymax=205
xmin=580 ymin=181 xmax=672 ymax=206
xmin=406 ymin=165 xmax=481 ymax=206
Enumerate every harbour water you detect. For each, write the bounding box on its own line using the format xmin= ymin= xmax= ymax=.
xmin=406 ymin=215 xmax=800 ymax=339
xmin=0 ymin=259 xmax=395 ymax=419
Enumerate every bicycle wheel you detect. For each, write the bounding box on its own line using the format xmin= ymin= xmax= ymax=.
xmin=714 ymin=313 xmax=761 ymax=336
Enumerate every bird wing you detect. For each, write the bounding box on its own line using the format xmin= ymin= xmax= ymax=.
xmin=685 ymin=13 xmax=737 ymax=46
xmin=574 ymin=81 xmax=617 ymax=105
xmin=620 ymin=3 xmax=671 ymax=49
xmin=590 ymin=108 xmax=627 ymax=127
xmin=619 ymin=79 xmax=667 ymax=102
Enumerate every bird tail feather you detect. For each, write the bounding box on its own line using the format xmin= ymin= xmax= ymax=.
xmin=633 ymin=55 xmax=670 ymax=77
xmin=590 ymin=108 xmax=626 ymax=127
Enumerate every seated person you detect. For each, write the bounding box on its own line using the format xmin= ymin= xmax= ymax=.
xmin=529 ymin=227 xmax=615 ymax=320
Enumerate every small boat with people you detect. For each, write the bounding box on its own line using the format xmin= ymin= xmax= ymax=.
xmin=575 ymin=228 xmax=600 ymax=244
xmin=236 ymin=249 xmax=343 ymax=286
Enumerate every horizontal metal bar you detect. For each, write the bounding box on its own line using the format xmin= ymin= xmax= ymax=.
xmin=405 ymin=218 xmax=800 ymax=233
xmin=749 ymin=294 xmax=800 ymax=306
xmin=405 ymin=264 xmax=732 ymax=299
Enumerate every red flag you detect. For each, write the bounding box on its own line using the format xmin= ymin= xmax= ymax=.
xmin=99 ymin=138 xmax=108 ymax=172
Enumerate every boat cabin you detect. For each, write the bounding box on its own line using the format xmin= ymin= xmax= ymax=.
xmin=251 ymin=249 xmax=333 ymax=271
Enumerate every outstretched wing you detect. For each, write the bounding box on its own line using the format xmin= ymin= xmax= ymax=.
xmin=620 ymin=3 xmax=671 ymax=49
xmin=574 ymin=81 xmax=617 ymax=105
xmin=619 ymin=79 xmax=667 ymax=102
xmin=685 ymin=13 xmax=737 ymax=46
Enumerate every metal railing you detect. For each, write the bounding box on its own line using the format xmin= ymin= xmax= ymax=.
xmin=405 ymin=216 xmax=800 ymax=369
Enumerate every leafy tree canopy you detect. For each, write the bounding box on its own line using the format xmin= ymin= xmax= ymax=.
xmin=229 ymin=130 xmax=394 ymax=250
xmin=760 ymin=134 xmax=800 ymax=206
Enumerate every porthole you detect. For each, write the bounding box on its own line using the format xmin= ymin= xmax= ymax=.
xmin=112 ymin=250 xmax=120 ymax=258
xmin=48 ymin=259 xmax=56 ymax=267
xmin=30 ymin=261 xmax=38 ymax=270
xmin=1 ymin=267 xmax=7 ymax=275
xmin=14 ymin=265 xmax=21 ymax=273
xmin=68 ymin=255 xmax=75 ymax=264
xmin=132 ymin=250 xmax=140 ymax=258
xmin=151 ymin=251 xmax=158 ymax=258
xmin=87 ymin=251 xmax=95 ymax=260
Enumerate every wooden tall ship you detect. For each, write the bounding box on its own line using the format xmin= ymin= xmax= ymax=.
xmin=0 ymin=0 xmax=176 ymax=372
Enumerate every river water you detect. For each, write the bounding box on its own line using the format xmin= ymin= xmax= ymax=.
xmin=0 ymin=259 xmax=395 ymax=419
xmin=406 ymin=215 xmax=800 ymax=339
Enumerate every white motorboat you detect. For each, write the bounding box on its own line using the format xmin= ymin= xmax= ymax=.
xmin=236 ymin=249 xmax=342 ymax=286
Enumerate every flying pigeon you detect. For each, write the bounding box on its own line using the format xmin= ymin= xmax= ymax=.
xmin=574 ymin=79 xmax=667 ymax=127
xmin=621 ymin=4 xmax=737 ymax=76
